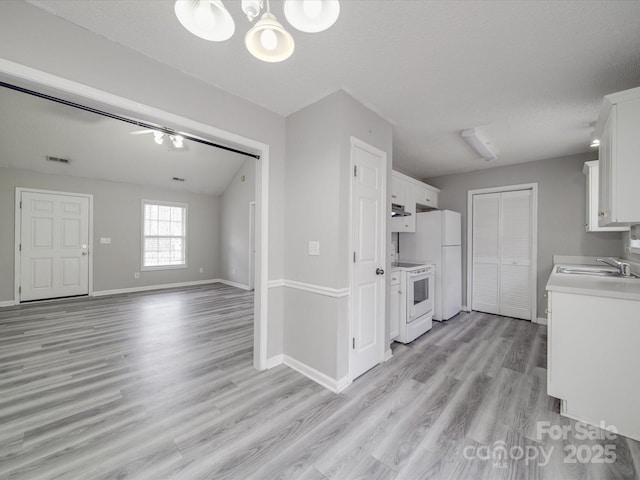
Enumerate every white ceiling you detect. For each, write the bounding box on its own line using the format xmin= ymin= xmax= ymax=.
xmin=24 ymin=0 xmax=640 ymax=178
xmin=0 ymin=85 xmax=248 ymax=195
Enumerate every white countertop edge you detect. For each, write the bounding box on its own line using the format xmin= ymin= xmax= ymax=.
xmin=546 ymin=263 xmax=640 ymax=302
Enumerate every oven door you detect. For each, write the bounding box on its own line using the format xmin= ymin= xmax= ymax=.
xmin=407 ymin=271 xmax=434 ymax=322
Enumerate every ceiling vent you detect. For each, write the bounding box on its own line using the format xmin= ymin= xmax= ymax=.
xmin=46 ymin=156 xmax=71 ymax=164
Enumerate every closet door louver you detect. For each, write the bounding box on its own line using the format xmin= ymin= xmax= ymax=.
xmin=500 ymin=190 xmax=532 ymax=320
xmin=472 ymin=193 xmax=500 ymax=314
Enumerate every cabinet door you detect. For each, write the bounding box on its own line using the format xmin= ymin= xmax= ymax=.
xmin=390 ymin=282 xmax=400 ymax=341
xmin=390 ymin=175 xmax=404 ymax=206
xmin=415 ymin=185 xmax=437 ymax=208
xmin=585 ymin=162 xmax=627 ymax=232
xmin=402 ymin=185 xmax=416 ymax=232
xmin=598 ymin=110 xmax=613 ymax=227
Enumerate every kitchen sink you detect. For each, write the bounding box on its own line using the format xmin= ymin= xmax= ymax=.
xmin=555 ymin=266 xmax=634 ymax=277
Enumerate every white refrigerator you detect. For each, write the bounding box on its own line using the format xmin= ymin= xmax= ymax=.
xmin=401 ymin=210 xmax=462 ymax=321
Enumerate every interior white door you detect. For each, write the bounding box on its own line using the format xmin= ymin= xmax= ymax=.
xmin=20 ymin=191 xmax=90 ymax=301
xmin=351 ymin=139 xmax=386 ymax=380
xmin=471 ymin=190 xmax=533 ymax=320
xmin=471 ymin=193 xmax=500 ymax=314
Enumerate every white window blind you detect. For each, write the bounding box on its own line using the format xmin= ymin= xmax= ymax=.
xmin=142 ymin=201 xmax=187 ymax=269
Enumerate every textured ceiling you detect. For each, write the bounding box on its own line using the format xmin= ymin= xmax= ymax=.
xmin=23 ymin=0 xmax=640 ymax=178
xmin=0 ymin=85 xmax=248 ymax=195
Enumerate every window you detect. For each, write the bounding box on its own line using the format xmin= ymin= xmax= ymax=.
xmin=630 ymin=225 xmax=640 ymax=255
xmin=142 ymin=200 xmax=187 ymax=270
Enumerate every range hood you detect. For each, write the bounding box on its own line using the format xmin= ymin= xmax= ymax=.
xmin=391 ymin=203 xmax=412 ymax=217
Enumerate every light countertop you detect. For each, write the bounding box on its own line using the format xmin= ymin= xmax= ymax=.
xmin=546 ymin=260 xmax=640 ymax=302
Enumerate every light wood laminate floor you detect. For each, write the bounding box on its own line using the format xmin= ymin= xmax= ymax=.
xmin=0 ymin=284 xmax=638 ymax=479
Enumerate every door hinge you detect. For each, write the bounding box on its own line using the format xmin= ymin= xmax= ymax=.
xmin=353 ymin=252 xmax=356 ymax=263
xmin=19 ymin=286 xmax=21 ymax=294
xmin=352 ymin=337 xmax=355 ymax=349
xmin=19 ymin=244 xmax=21 ymax=252
xmin=354 ymin=165 xmax=357 ymax=177
xmin=19 ymin=201 xmax=22 ymax=209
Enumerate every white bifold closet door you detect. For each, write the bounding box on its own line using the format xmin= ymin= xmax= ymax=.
xmin=472 ymin=189 xmax=532 ymax=320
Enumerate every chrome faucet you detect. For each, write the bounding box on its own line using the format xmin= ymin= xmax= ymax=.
xmin=596 ymin=257 xmax=634 ymax=277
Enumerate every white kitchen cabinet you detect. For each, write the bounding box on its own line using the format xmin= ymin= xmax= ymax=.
xmin=582 ymin=161 xmax=627 ymax=232
xmin=390 ymin=171 xmax=440 ymax=233
xmin=595 ymin=87 xmax=640 ymax=226
xmin=390 ymin=173 xmax=415 ymax=233
xmin=390 ymin=174 xmax=405 ymax=207
xmin=414 ymin=184 xmax=438 ymax=209
xmin=389 ymin=270 xmax=401 ymax=341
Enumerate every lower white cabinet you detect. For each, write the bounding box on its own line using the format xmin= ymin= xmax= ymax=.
xmin=389 ymin=271 xmax=401 ymax=341
xmin=547 ymin=289 xmax=640 ymax=441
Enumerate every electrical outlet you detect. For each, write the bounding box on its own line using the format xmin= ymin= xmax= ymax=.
xmin=199 ymin=267 xmax=204 ymax=273
xmin=308 ymin=241 xmax=320 ymax=256
xmin=100 ymin=237 xmax=111 ymax=244
xmin=134 ymin=272 xmax=140 ymax=279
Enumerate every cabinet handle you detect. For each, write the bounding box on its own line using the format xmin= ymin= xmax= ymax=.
xmin=391 ymin=195 xmax=397 ymax=199
xmin=545 ymin=308 xmax=549 ymax=314
xmin=598 ymin=211 xmax=605 ymax=216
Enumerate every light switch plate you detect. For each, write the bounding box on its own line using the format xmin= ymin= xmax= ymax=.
xmin=100 ymin=237 xmax=112 ymax=244
xmin=308 ymin=241 xmax=320 ymax=256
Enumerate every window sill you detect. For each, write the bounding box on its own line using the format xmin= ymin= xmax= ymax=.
xmin=141 ymin=264 xmax=188 ymax=272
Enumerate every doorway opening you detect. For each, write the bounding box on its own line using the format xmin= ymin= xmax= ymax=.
xmin=0 ymin=59 xmax=271 ymax=370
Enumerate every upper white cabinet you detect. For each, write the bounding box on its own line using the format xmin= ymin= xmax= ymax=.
xmin=390 ymin=170 xmax=439 ymax=233
xmin=414 ymin=184 xmax=438 ymax=209
xmin=595 ymin=87 xmax=640 ymax=226
xmin=582 ymin=161 xmax=628 ymax=232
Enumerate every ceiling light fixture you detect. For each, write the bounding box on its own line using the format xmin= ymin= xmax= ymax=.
xmin=461 ymin=128 xmax=497 ymax=162
xmin=174 ymin=0 xmax=235 ymax=41
xmin=284 ymin=0 xmax=340 ymax=33
xmin=174 ymin=0 xmax=340 ymax=63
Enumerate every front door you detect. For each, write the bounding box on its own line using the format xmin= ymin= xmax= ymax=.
xmin=19 ymin=190 xmax=90 ymax=301
xmin=350 ymin=138 xmax=387 ymax=380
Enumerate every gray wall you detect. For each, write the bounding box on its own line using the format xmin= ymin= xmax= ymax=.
xmin=284 ymin=90 xmax=393 ymax=380
xmin=0 ymin=1 xmax=286 ymax=359
xmin=424 ymin=152 xmax=623 ymax=319
xmin=220 ymin=158 xmax=256 ymax=287
xmin=0 ymin=167 xmax=220 ymax=300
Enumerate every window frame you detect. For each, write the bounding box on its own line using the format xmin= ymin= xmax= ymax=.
xmin=630 ymin=225 xmax=640 ymax=255
xmin=140 ymin=199 xmax=188 ymax=271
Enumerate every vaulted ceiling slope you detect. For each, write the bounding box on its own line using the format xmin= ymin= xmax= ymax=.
xmin=0 ymin=85 xmax=248 ymax=196
xmin=21 ymin=0 xmax=640 ymax=177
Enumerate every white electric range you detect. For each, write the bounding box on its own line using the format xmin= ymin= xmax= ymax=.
xmin=392 ymin=261 xmax=435 ymax=343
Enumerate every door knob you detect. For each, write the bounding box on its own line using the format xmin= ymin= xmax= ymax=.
xmin=376 ymin=268 xmax=385 ymax=275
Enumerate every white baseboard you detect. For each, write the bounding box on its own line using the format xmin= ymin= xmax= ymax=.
xmin=384 ymin=349 xmax=393 ymax=362
xmin=462 ymin=305 xmax=471 ymax=312
xmin=534 ymin=317 xmax=548 ymax=326
xmin=217 ymin=279 xmax=251 ymax=291
xmin=0 ymin=300 xmax=17 ymax=307
xmin=93 ymin=279 xmax=222 ymax=297
xmin=283 ymin=355 xmax=350 ymax=394
xmin=266 ymin=354 xmax=283 ymax=369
